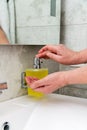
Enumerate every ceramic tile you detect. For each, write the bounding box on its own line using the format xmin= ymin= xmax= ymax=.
xmin=59 ymin=86 xmax=87 ymax=98
xmin=61 ymin=0 xmax=87 ymax=25
xmin=60 ymin=24 xmax=87 ymax=51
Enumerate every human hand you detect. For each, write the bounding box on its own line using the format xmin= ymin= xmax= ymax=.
xmin=36 ymin=44 xmax=79 ymax=65
xmin=27 ymin=72 xmax=68 ymax=94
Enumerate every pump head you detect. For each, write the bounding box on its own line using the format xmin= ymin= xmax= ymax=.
xmin=33 ymin=57 xmax=42 ymax=69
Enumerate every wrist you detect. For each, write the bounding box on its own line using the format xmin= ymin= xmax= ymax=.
xmin=61 ymin=71 xmax=70 ymax=86
xmin=65 ymin=66 xmax=87 ymax=86
xmin=64 ymin=70 xmax=77 ymax=85
xmin=71 ymin=51 xmax=83 ymax=64
xmin=78 ymin=51 xmax=87 ymax=64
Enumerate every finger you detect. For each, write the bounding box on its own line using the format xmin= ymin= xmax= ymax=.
xmin=31 ymin=77 xmax=39 ymax=80
xmin=38 ymin=45 xmax=49 ymax=53
xmin=25 ymin=76 xmax=34 ymax=84
xmin=25 ymin=77 xmax=31 ymax=85
xmin=34 ymin=87 xmax=48 ymax=94
xmin=25 ymin=76 xmax=38 ymax=85
xmin=36 ymin=52 xmax=49 ymax=59
xmin=46 ymin=52 xmax=61 ymax=62
xmin=30 ymin=79 xmax=46 ymax=89
xmin=30 ymin=77 xmax=38 ymax=84
xmin=38 ymin=45 xmax=57 ymax=54
xmin=26 ymin=76 xmax=38 ymax=80
xmin=34 ymin=85 xmax=52 ymax=94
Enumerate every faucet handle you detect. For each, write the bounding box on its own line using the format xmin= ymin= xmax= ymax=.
xmin=0 ymin=82 xmax=8 ymax=90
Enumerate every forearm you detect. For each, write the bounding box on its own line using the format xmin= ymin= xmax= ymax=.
xmin=71 ymin=49 xmax=87 ymax=65
xmin=66 ymin=66 xmax=87 ymax=85
xmin=78 ymin=49 xmax=87 ymax=64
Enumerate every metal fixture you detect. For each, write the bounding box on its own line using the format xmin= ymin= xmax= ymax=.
xmin=2 ymin=122 xmax=10 ymax=130
xmin=33 ymin=57 xmax=42 ymax=69
xmin=21 ymin=72 xmax=27 ymax=88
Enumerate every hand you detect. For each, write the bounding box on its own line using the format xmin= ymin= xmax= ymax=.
xmin=36 ymin=44 xmax=79 ymax=65
xmin=27 ymin=72 xmax=67 ymax=94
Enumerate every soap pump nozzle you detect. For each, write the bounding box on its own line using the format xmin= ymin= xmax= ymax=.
xmin=33 ymin=57 xmax=42 ymax=69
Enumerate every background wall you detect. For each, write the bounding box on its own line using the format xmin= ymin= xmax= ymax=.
xmin=59 ymin=0 xmax=87 ymax=98
xmin=0 ymin=45 xmax=59 ymax=102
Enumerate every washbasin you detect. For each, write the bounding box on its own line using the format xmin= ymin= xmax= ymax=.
xmin=0 ymin=94 xmax=87 ymax=130
xmin=0 ymin=96 xmax=39 ymax=130
xmin=24 ymin=94 xmax=87 ymax=130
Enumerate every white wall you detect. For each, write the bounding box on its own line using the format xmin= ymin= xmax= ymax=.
xmin=61 ymin=0 xmax=87 ymax=51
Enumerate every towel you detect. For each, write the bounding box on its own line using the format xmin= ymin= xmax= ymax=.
xmin=0 ymin=0 xmax=15 ymax=44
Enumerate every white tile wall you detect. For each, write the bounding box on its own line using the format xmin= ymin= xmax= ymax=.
xmin=61 ymin=0 xmax=87 ymax=25
xmin=61 ymin=24 xmax=87 ymax=51
xmin=61 ymin=0 xmax=87 ymax=50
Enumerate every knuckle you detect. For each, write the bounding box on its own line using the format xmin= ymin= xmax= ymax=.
xmin=34 ymin=82 xmax=39 ymax=87
xmin=59 ymin=44 xmax=64 ymax=48
xmin=46 ymin=45 xmax=49 ymax=48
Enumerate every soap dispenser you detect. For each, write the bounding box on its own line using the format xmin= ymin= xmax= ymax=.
xmin=22 ymin=57 xmax=48 ymax=98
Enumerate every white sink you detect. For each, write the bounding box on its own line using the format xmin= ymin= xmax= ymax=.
xmin=0 ymin=94 xmax=87 ymax=130
xmin=0 ymin=96 xmax=39 ymax=130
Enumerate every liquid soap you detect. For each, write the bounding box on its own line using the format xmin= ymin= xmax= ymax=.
xmin=26 ymin=58 xmax=48 ymax=98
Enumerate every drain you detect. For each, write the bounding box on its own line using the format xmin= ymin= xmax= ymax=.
xmin=2 ymin=122 xmax=10 ymax=130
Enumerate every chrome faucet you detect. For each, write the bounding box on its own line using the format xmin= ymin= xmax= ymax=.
xmin=0 ymin=82 xmax=8 ymax=94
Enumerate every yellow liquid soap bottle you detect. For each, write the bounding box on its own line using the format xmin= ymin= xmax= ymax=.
xmin=26 ymin=57 xmax=48 ymax=98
